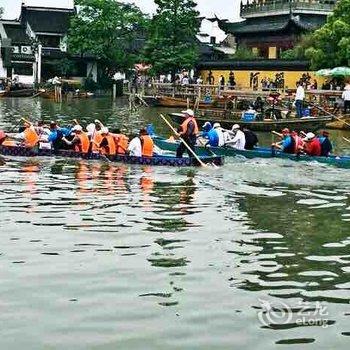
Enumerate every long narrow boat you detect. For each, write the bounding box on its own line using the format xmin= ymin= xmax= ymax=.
xmin=153 ymin=137 xmax=350 ymax=169
xmin=143 ymin=96 xmax=215 ymax=109
xmin=168 ymin=113 xmax=333 ymax=132
xmin=0 ymin=89 xmax=35 ymax=98
xmin=0 ymin=145 xmax=224 ymax=167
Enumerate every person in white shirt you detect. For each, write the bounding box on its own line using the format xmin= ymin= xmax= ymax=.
xmin=213 ymin=123 xmax=225 ymax=146
xmin=295 ymin=81 xmax=305 ymax=118
xmin=225 ymin=124 xmax=246 ymax=150
xmin=127 ymin=135 xmax=142 ymax=157
xmin=342 ymin=84 xmax=350 ymax=114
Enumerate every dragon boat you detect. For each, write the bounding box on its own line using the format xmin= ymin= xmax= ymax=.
xmin=0 ymin=144 xmax=224 ymax=167
xmin=153 ymin=137 xmax=350 ymax=169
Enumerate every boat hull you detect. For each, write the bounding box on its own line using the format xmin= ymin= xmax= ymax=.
xmin=0 ymin=89 xmax=35 ymax=97
xmin=169 ymin=113 xmax=333 ymax=132
xmin=154 ymin=137 xmax=350 ymax=169
xmin=0 ymin=145 xmax=224 ymax=167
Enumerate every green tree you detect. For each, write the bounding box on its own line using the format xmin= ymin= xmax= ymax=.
xmin=280 ymin=34 xmax=313 ymax=60
xmin=305 ymin=0 xmax=350 ymax=69
xmin=68 ymin=0 xmax=148 ymax=78
xmin=143 ymin=0 xmax=200 ymax=79
xmin=229 ymin=46 xmax=261 ymax=60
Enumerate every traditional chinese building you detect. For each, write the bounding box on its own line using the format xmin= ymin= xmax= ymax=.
xmin=219 ymin=0 xmax=338 ymax=59
xmin=0 ymin=4 xmax=98 ymax=86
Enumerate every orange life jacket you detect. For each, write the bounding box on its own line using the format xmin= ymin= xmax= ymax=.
xmin=100 ymin=134 xmax=116 ymax=156
xmin=1 ymin=139 xmax=17 ymax=147
xmin=24 ymin=126 xmax=39 ymax=148
xmin=180 ymin=117 xmax=199 ymax=136
xmin=140 ymin=135 xmax=154 ymax=157
xmin=74 ymin=132 xmax=90 ymax=153
xmin=112 ymin=134 xmax=129 ymax=154
xmin=91 ymin=131 xmax=103 ymax=152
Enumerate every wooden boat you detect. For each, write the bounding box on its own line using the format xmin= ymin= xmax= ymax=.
xmin=144 ymin=96 xmax=215 ymax=109
xmin=326 ymin=116 xmax=350 ymax=130
xmin=0 ymin=145 xmax=224 ymax=167
xmin=168 ymin=113 xmax=333 ymax=132
xmin=0 ymin=89 xmax=35 ymax=97
xmin=153 ymin=137 xmax=350 ymax=169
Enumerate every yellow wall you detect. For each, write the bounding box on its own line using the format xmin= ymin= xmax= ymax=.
xmin=201 ymin=69 xmax=325 ymax=90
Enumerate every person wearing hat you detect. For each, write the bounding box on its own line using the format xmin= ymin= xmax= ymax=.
xmin=176 ymin=109 xmax=199 ymax=158
xmin=317 ymin=130 xmax=333 ymax=157
xmin=95 ymin=127 xmax=117 ymax=156
xmin=225 ymin=124 xmax=246 ymax=150
xmin=272 ymin=128 xmax=297 ymax=154
xmin=62 ymin=125 xmax=90 ymax=153
xmin=213 ymin=123 xmax=225 ymax=147
xmin=201 ymin=122 xmax=219 ymax=147
xmin=302 ymin=132 xmax=321 ymax=156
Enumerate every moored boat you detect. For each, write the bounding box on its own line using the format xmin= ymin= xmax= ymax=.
xmin=0 ymin=89 xmax=35 ymax=97
xmin=0 ymin=145 xmax=224 ymax=167
xmin=144 ymin=96 xmax=215 ymax=109
xmin=153 ymin=137 xmax=350 ymax=169
xmin=168 ymin=113 xmax=333 ymax=132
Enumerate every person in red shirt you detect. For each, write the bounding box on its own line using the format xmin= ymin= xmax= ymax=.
xmin=303 ymin=132 xmax=321 ymax=156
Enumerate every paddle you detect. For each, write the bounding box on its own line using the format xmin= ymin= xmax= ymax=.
xmin=160 ymin=114 xmax=208 ymax=168
xmin=308 ymin=101 xmax=350 ymax=128
xmin=343 ymin=137 xmax=350 ymax=144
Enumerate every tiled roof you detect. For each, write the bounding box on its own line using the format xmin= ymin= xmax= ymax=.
xmin=219 ymin=15 xmax=326 ymax=35
xmin=24 ymin=8 xmax=74 ymax=34
xmin=3 ymin=23 xmax=31 ymax=44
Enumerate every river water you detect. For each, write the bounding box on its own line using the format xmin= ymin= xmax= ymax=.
xmin=0 ymin=97 xmax=349 ymax=349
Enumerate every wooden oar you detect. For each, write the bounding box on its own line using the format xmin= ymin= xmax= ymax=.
xmin=343 ymin=137 xmax=350 ymax=144
xmin=160 ymin=114 xmax=208 ymax=168
xmin=308 ymin=101 xmax=350 ymax=128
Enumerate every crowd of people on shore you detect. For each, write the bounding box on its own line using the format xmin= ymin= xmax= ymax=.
xmin=0 ymin=119 xmax=155 ymax=158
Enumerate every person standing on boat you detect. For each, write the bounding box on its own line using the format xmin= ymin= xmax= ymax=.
xmin=295 ymin=81 xmax=305 ymax=118
xmin=225 ymin=124 xmax=246 ymax=150
xmin=302 ymin=132 xmax=321 ymax=156
xmin=201 ymin=122 xmax=219 ymax=147
xmin=342 ymin=84 xmax=350 ymax=114
xmin=318 ymin=130 xmax=333 ymax=157
xmin=62 ymin=125 xmax=90 ymax=154
xmin=176 ymin=109 xmax=198 ymax=158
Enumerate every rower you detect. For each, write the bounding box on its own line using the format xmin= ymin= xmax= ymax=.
xmin=213 ymin=123 xmax=225 ymax=146
xmin=176 ymin=109 xmax=199 ymax=158
xmin=127 ymin=133 xmax=142 ymax=157
xmin=62 ymin=125 xmax=90 ymax=153
xmin=272 ymin=128 xmax=296 ymax=154
xmin=225 ymin=124 xmax=246 ymax=150
xmin=201 ymin=121 xmax=219 ymax=147
xmin=110 ymin=128 xmax=129 ymax=154
xmin=242 ymin=128 xmax=258 ymax=150
xmin=140 ymin=128 xmax=154 ymax=157
xmin=13 ymin=119 xmax=40 ymax=148
xmin=90 ymin=120 xmax=103 ymax=153
xmin=303 ymin=132 xmax=321 ymax=156
xmin=48 ymin=121 xmax=72 ymax=151
xmin=318 ymin=130 xmax=333 ymax=157
xmin=98 ymin=127 xmax=116 ymax=156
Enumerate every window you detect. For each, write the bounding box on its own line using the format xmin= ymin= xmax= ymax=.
xmin=37 ymin=35 xmax=61 ymax=48
xmin=13 ymin=63 xmax=33 ymax=76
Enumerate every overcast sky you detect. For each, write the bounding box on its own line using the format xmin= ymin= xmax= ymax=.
xmin=0 ymin=0 xmax=241 ymax=20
